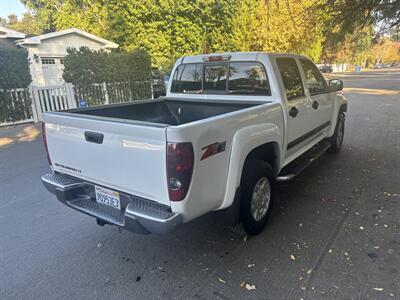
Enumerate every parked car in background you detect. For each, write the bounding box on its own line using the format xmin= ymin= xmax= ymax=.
xmin=318 ymin=64 xmax=333 ymax=73
xmin=163 ymin=72 xmax=171 ymax=89
xmin=152 ymin=67 xmax=166 ymax=98
xmin=41 ymin=52 xmax=347 ymax=236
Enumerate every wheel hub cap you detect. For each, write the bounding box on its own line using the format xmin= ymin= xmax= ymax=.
xmin=250 ymin=177 xmax=271 ymax=221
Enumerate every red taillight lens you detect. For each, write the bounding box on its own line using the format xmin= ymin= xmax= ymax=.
xmin=167 ymin=142 xmax=194 ymax=202
xmin=41 ymin=122 xmax=52 ymax=166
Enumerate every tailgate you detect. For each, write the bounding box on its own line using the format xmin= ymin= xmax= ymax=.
xmin=44 ymin=113 xmax=170 ymax=206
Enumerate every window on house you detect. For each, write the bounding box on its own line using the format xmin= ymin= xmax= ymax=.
xmin=59 ymin=58 xmax=65 ymax=65
xmin=41 ymin=57 xmax=56 ymax=65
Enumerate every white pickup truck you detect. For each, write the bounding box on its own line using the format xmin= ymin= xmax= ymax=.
xmin=41 ymin=52 xmax=347 ymax=235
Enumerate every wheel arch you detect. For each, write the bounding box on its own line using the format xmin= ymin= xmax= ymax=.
xmin=217 ymin=123 xmax=283 ymax=210
xmin=329 ymin=94 xmax=348 ymax=136
xmin=244 ymin=142 xmax=280 ymax=175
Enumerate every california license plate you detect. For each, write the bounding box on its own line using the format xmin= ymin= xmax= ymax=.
xmin=95 ymin=186 xmax=121 ymax=210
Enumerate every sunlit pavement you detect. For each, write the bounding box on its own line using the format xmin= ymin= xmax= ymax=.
xmin=1 ymin=68 xmax=399 ymax=299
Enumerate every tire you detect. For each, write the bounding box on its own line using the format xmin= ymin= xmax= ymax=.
xmin=239 ymin=160 xmax=275 ymax=236
xmin=328 ymin=112 xmax=345 ymax=153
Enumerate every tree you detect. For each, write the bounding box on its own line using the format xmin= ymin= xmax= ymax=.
xmin=17 ymin=0 xmax=400 ymax=67
xmin=6 ymin=13 xmax=43 ymax=35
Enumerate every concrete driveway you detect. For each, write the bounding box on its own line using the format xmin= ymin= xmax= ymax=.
xmin=1 ymin=68 xmax=399 ymax=300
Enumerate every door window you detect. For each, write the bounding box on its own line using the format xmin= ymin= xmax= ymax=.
xmin=300 ymin=59 xmax=328 ymax=95
xmin=276 ymin=57 xmax=305 ymax=101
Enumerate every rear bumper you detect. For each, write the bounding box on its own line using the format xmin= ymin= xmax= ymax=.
xmin=41 ymin=172 xmax=182 ymax=234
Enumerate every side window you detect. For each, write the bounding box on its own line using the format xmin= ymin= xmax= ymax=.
xmin=276 ymin=57 xmax=305 ymax=101
xmin=171 ymin=64 xmax=202 ymax=93
xmin=228 ymin=62 xmax=271 ymax=95
xmin=204 ymin=64 xmax=227 ymax=92
xmin=300 ymin=59 xmax=328 ymax=94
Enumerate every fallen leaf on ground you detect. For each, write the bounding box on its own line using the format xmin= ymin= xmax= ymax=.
xmin=290 ymin=255 xmax=296 ymax=260
xmin=217 ymin=277 xmax=226 ymax=283
xmin=240 ymin=281 xmax=256 ymax=290
xmin=248 ymin=264 xmax=255 ymax=268
xmin=245 ymin=283 xmax=256 ymax=290
xmin=373 ymin=288 xmax=384 ymax=291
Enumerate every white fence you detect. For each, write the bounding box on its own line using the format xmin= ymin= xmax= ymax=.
xmin=1 ymin=81 xmax=153 ymax=126
xmin=31 ymin=83 xmax=76 ymax=122
xmin=0 ymin=88 xmax=34 ymax=127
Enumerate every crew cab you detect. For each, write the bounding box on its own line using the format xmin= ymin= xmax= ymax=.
xmin=41 ymin=52 xmax=347 ymax=235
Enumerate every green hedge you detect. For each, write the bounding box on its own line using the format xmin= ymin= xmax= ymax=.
xmin=63 ymin=47 xmax=152 ymax=104
xmin=0 ymin=48 xmax=31 ymax=89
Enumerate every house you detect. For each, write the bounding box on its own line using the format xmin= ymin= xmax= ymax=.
xmin=16 ymin=28 xmax=118 ymax=86
xmin=0 ymin=26 xmax=26 ymax=48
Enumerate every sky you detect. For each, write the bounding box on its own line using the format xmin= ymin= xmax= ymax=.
xmin=0 ymin=0 xmax=26 ymax=18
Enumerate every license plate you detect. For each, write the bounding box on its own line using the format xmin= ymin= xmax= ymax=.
xmin=95 ymin=186 xmax=121 ymax=210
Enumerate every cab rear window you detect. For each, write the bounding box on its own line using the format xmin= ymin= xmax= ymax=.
xmin=171 ymin=62 xmax=271 ymax=95
xmin=171 ymin=64 xmax=202 ymax=93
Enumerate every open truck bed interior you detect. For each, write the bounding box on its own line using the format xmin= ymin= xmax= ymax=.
xmin=67 ymin=99 xmax=261 ymax=126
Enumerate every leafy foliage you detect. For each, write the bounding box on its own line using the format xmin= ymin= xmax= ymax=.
xmin=0 ymin=48 xmax=32 ymax=89
xmin=16 ymin=0 xmax=400 ymax=67
xmin=0 ymin=48 xmax=32 ymax=123
xmin=62 ymin=47 xmax=152 ymax=104
xmin=1 ymin=12 xmax=44 ymax=35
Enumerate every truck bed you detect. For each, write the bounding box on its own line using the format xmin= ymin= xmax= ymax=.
xmin=67 ymin=99 xmax=259 ymax=126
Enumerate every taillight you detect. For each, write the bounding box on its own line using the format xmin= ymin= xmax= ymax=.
xmin=167 ymin=142 xmax=194 ymax=202
xmin=41 ymin=122 xmax=52 ymax=166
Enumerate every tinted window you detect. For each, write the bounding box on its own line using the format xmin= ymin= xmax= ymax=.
xmin=228 ymin=62 xmax=270 ymax=95
xmin=276 ymin=58 xmax=305 ymax=100
xmin=204 ymin=64 xmax=227 ymax=91
xmin=300 ymin=59 xmax=328 ymax=94
xmin=171 ymin=64 xmax=202 ymax=93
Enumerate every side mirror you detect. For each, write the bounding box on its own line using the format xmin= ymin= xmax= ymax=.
xmin=329 ymin=79 xmax=343 ymax=91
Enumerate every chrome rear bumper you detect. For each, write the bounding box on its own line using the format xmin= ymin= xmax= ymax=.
xmin=41 ymin=172 xmax=182 ymax=234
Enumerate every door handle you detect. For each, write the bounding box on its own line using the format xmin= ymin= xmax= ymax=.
xmin=289 ymin=106 xmax=299 ymax=118
xmin=312 ymin=101 xmax=319 ymax=110
xmin=84 ymin=131 xmax=104 ymax=144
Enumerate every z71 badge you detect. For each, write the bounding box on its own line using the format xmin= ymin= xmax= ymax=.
xmin=201 ymin=141 xmax=226 ymax=160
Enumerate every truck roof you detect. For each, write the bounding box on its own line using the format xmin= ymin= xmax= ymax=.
xmin=180 ymin=52 xmax=310 ymax=64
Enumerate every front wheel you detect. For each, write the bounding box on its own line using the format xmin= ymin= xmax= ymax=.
xmin=328 ymin=112 xmax=345 ymax=153
xmin=239 ymin=160 xmax=275 ymax=236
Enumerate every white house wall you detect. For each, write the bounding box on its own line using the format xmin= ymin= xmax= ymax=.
xmin=27 ymin=33 xmax=111 ymax=86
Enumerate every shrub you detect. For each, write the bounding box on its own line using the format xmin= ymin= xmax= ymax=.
xmin=0 ymin=48 xmax=31 ymax=89
xmin=62 ymin=47 xmax=152 ymax=104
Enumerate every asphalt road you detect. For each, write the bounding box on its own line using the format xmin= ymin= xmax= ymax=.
xmin=1 ymin=69 xmax=399 ymax=300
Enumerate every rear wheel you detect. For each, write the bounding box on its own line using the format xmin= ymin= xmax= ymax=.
xmin=238 ymin=160 xmax=275 ymax=236
xmin=328 ymin=112 xmax=345 ymax=153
